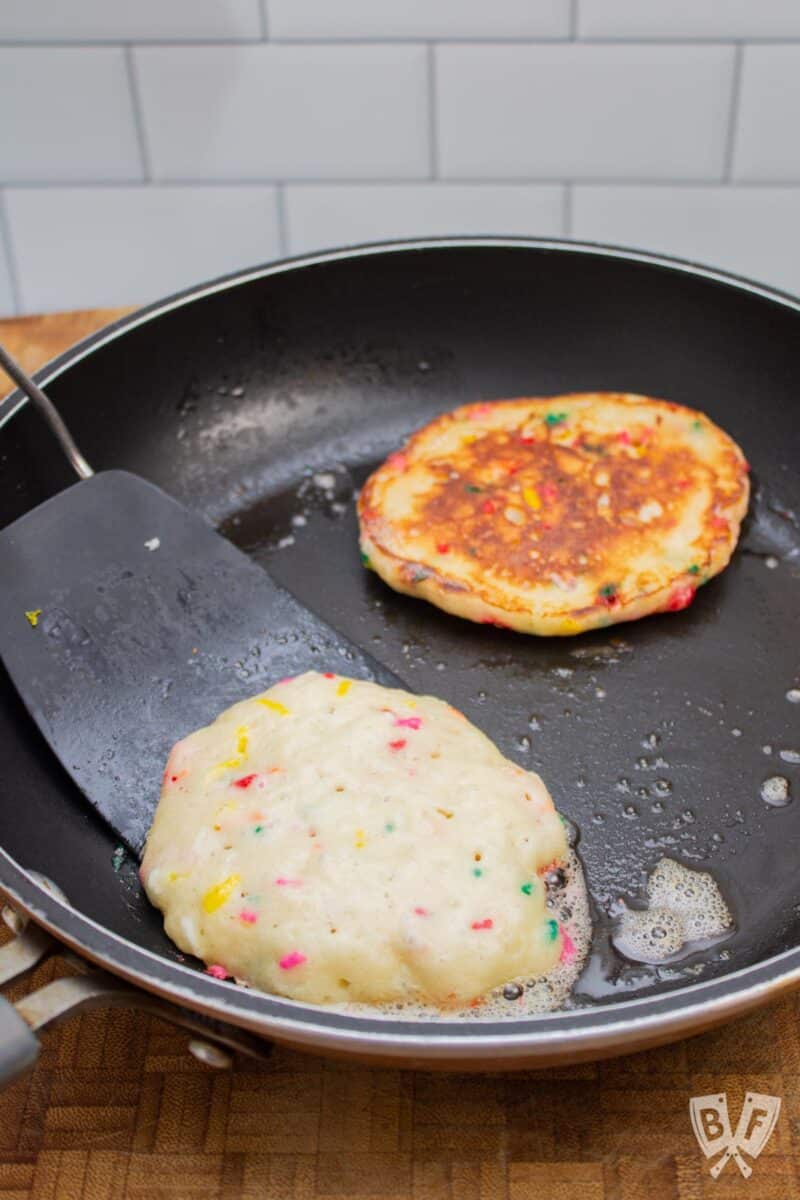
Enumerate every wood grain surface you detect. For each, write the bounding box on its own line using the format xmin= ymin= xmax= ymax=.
xmin=1 ymin=311 xmax=798 ymax=1199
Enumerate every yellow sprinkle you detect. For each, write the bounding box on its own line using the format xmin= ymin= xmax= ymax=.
xmin=557 ymin=618 xmax=583 ymax=635
xmin=463 ymin=433 xmax=478 ymax=444
xmin=336 ymin=679 xmax=352 ymax=697
xmin=355 ymin=829 xmax=366 ymax=849
xmin=167 ymin=871 xmax=188 ymax=883
xmin=236 ymin=726 xmax=249 ymax=755
xmin=24 ymin=609 xmax=41 ymax=627
xmin=215 ymin=757 xmax=241 ymax=771
xmin=202 ymin=873 xmax=240 ymax=913
xmin=436 ymin=807 xmax=454 ymax=819
xmin=258 ymin=698 xmax=290 ymax=716
xmin=406 ymin=700 xmax=417 ymax=709
xmin=523 ymin=486 xmax=542 ymax=511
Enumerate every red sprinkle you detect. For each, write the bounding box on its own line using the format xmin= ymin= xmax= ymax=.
xmin=388 ymin=738 xmax=407 ymax=751
xmin=506 ymin=463 xmax=520 ymax=476
xmin=520 ymin=434 xmax=537 ymax=445
xmin=206 ymin=964 xmax=229 ymax=979
xmin=239 ymin=910 xmax=258 ymax=925
xmin=617 ymin=430 xmax=632 ymax=445
xmin=413 ymin=907 xmax=429 ymax=917
xmin=436 ymin=542 xmax=450 ymax=554
xmin=711 ymin=515 xmax=730 ymax=531
xmin=470 ymin=918 xmax=494 ymax=931
xmin=665 ymin=584 xmax=696 ymax=612
xmin=323 ymin=672 xmax=335 ymax=679
xmin=387 ymin=451 xmax=408 ymax=471
xmin=275 ymin=877 xmax=302 ymax=888
xmin=233 ymin=774 xmax=258 ymax=789
xmin=480 ymin=499 xmax=496 ymax=515
xmin=395 ymin=716 xmax=422 ymax=730
xmin=539 ymin=483 xmax=558 ymax=501
xmin=743 ymin=460 xmax=751 ymax=473
xmin=279 ymin=951 xmax=307 ymax=971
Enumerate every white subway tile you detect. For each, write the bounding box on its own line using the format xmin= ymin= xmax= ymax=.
xmin=437 ymin=45 xmax=734 ymax=180
xmin=285 ymin=183 xmax=564 ymax=253
xmin=0 ymin=48 xmax=142 ymax=183
xmin=579 ymin=0 xmax=800 ymax=39
xmin=268 ymin=0 xmax=569 ymax=40
xmin=573 ymin=185 xmax=800 ymax=297
xmin=733 ymin=46 xmax=800 ymax=181
xmin=135 ymin=45 xmax=428 ymax=181
xmin=6 ymin=186 xmax=280 ymax=314
xmin=0 ymin=0 xmax=261 ymax=42
xmin=0 ymin=231 xmax=15 ymax=318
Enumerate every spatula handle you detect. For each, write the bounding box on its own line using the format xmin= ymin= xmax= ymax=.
xmin=0 ymin=996 xmax=39 ymax=1087
xmin=0 ymin=340 xmax=94 ymax=480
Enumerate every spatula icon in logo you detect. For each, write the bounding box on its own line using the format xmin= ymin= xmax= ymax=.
xmin=690 ymin=1092 xmax=781 ymax=1178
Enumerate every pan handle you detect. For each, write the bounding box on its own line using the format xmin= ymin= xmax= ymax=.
xmin=0 ymin=900 xmax=272 ymax=1089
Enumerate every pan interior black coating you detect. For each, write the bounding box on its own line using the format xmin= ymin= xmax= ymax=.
xmin=1 ymin=243 xmax=798 ymax=1013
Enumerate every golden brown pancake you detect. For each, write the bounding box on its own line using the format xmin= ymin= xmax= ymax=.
xmin=357 ymin=394 xmax=750 ymax=636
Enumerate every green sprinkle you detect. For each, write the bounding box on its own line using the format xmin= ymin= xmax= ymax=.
xmin=546 ymin=918 xmax=559 ymax=941
xmin=359 ymin=550 xmax=371 ymax=568
xmin=692 ymin=419 xmax=703 ymax=431
xmin=253 ymin=824 xmax=264 ymax=834
xmin=465 ymin=484 xmax=482 ymax=493
xmin=545 ymin=412 xmax=568 ymax=426
xmin=520 ymin=881 xmax=533 ymax=896
xmin=385 ymin=822 xmax=395 ymax=833
xmin=472 ymin=867 xmax=483 ymax=878
xmin=687 ymin=564 xmax=700 ymax=575
xmin=111 ymin=845 xmax=126 ymax=873
xmin=600 ymin=583 xmax=617 ymax=598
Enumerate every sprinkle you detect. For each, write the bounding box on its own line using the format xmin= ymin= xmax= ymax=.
xmin=472 ymin=868 xmax=483 ymax=877
xmin=665 ymin=583 xmax=696 ymax=612
xmin=711 ymin=515 xmax=729 ymax=532
xmin=394 ymin=716 xmax=422 ymax=730
xmin=236 ymin=726 xmax=249 ymax=755
xmin=258 ymin=698 xmax=290 ymax=716
xmin=599 ymin=583 xmax=618 ymax=606
xmin=216 ymin=758 xmax=241 ymax=770
xmin=355 ymin=829 xmax=366 ymax=849
xmin=385 ymin=822 xmax=395 ymax=833
xmin=253 ymin=824 xmax=264 ymax=834
xmin=687 ymin=564 xmax=700 ymax=575
xmin=471 ymin=918 xmax=493 ymax=931
xmin=465 ymin=484 xmax=482 ymax=493
xmin=323 ymin=672 xmax=335 ymax=679
xmin=539 ymin=482 xmax=558 ymax=501
xmin=436 ymin=807 xmax=454 ymax=819
xmin=546 ymin=919 xmax=560 ymax=941
xmin=436 ymin=542 xmax=450 ymax=554
xmin=275 ymin=877 xmax=302 ymax=887
xmin=506 ymin=463 xmax=520 ymax=476
xmin=388 ymin=738 xmax=407 ymax=751
xmin=545 ymin=412 xmax=567 ymax=426
xmin=559 ymin=930 xmax=577 ymax=964
xmin=617 ymin=430 xmax=632 ymax=445
xmin=520 ymin=882 xmax=534 ymax=896
xmin=359 ymin=551 xmax=371 ymax=568
xmin=336 ymin=679 xmax=352 ymax=697
xmin=24 ymin=609 xmax=41 ymax=627
xmin=202 ymin=874 xmax=240 ymax=914
xmin=167 ymin=871 xmax=187 ymax=883
xmin=279 ymin=951 xmax=307 ymax=970
xmin=206 ymin=964 xmax=229 ymax=979
xmin=523 ymin=486 xmax=542 ymax=511
xmin=387 ymin=451 xmax=408 ymax=470
xmin=692 ymin=419 xmax=703 ymax=431
xmin=480 ymin=498 xmax=496 ymax=515
xmin=469 ymin=403 xmax=493 ymax=420
xmin=413 ymin=907 xmax=429 ymax=916
xmin=239 ymin=909 xmax=258 ymax=924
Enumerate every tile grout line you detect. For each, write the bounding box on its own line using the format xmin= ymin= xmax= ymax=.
xmin=124 ymin=45 xmax=152 ymax=183
xmin=0 ymin=190 xmax=23 ymax=315
xmin=5 ymin=178 xmax=800 ymax=190
xmin=427 ymin=45 xmax=439 ymax=180
xmin=259 ymin=0 xmax=269 ymax=41
xmin=2 ymin=36 xmax=800 ymax=47
xmin=722 ymin=42 xmax=745 ymax=182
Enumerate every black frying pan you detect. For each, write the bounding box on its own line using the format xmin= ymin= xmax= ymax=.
xmin=1 ymin=238 xmax=799 ymax=1070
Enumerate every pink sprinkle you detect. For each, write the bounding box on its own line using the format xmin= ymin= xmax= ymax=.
xmin=279 ymin=951 xmax=307 ymax=971
xmin=539 ymin=483 xmax=558 ymax=501
xmin=233 ymin=773 xmax=258 ymax=789
xmin=470 ymin=918 xmax=493 ymax=931
xmin=388 ymin=738 xmax=407 ymax=751
xmin=413 ymin=906 xmax=429 ymax=917
xmin=277 ymin=676 xmax=294 ymax=685
xmin=387 ymin=451 xmax=408 ymax=471
xmin=481 ymin=617 xmax=511 ymax=629
xmin=617 ymin=430 xmax=632 ymax=445
xmin=206 ymin=964 xmax=229 ymax=979
xmin=559 ymin=931 xmax=577 ymax=965
xmin=394 ymin=716 xmax=422 ymax=730
xmin=469 ymin=403 xmax=493 ymax=420
xmin=275 ymin=877 xmax=302 ymax=888
xmin=711 ymin=515 xmax=730 ymax=531
xmin=239 ymin=909 xmax=258 ymax=925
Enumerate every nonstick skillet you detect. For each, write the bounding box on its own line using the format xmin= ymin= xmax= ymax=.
xmin=0 ymin=237 xmax=799 ymax=1074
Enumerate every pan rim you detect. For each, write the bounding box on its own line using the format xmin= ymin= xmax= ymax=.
xmin=1 ymin=235 xmax=798 ymax=1058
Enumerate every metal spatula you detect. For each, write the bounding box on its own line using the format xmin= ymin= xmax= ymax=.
xmin=0 ymin=344 xmax=402 ymax=854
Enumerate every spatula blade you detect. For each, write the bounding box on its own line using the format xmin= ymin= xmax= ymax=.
xmin=0 ymin=471 xmax=402 ymax=853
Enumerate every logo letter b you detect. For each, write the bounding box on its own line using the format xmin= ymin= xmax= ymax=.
xmin=700 ymin=1108 xmax=725 ymax=1141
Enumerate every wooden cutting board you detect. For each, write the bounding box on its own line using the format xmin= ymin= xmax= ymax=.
xmin=1 ymin=311 xmax=799 ymax=1200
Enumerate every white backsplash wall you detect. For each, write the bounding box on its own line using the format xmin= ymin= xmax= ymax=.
xmin=2 ymin=0 xmax=800 ymax=314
